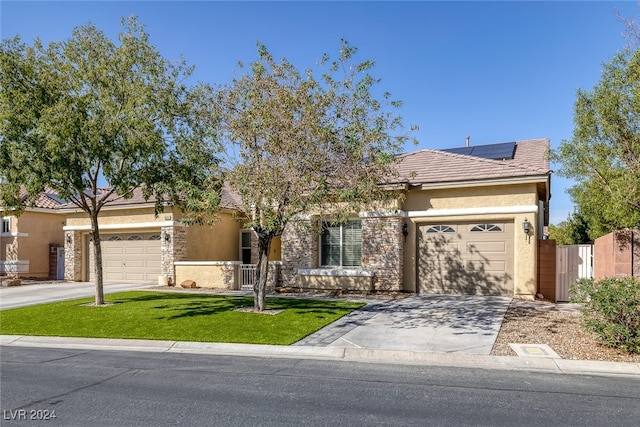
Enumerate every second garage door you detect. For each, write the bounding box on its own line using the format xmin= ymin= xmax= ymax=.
xmin=89 ymin=233 xmax=162 ymax=283
xmin=417 ymin=222 xmax=514 ymax=296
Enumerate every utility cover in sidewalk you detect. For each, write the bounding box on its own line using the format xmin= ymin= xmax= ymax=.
xmin=509 ymin=343 xmax=560 ymax=358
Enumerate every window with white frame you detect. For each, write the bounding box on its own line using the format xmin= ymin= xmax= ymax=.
xmin=321 ymin=220 xmax=362 ymax=267
xmin=1 ymin=218 xmax=9 ymax=234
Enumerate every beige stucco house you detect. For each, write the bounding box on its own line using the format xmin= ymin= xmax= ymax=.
xmin=57 ymin=137 xmax=550 ymax=298
xmin=1 ymin=191 xmax=65 ymax=278
xmin=281 ymin=138 xmax=551 ymax=299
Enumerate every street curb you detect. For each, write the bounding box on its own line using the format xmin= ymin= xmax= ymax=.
xmin=2 ymin=335 xmax=639 ymax=378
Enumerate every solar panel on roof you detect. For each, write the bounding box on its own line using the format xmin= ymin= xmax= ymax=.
xmin=439 ymin=141 xmax=516 ymax=160
xmin=45 ymin=193 xmax=66 ymax=204
xmin=442 ymin=147 xmax=474 ymax=156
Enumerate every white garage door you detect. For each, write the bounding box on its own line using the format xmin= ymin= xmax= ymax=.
xmin=89 ymin=233 xmax=162 ymax=283
xmin=417 ymin=222 xmax=514 ymax=296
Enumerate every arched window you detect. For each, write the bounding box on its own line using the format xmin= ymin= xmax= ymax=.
xmin=470 ymin=224 xmax=502 ymax=232
xmin=127 ymin=235 xmax=142 ymax=241
xmin=107 ymin=236 xmax=122 ymax=241
xmin=148 ymin=235 xmax=161 ymax=241
xmin=426 ymin=225 xmax=455 ymax=233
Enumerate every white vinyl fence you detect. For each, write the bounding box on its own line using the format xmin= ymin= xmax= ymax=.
xmin=556 ymin=244 xmax=593 ymax=302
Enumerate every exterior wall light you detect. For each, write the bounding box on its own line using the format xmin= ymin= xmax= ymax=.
xmin=522 ymin=218 xmax=531 ymax=236
xmin=66 ymin=234 xmax=72 ymax=245
xmin=163 ymin=230 xmax=171 ymax=243
xmin=402 ymin=223 xmax=409 ymax=239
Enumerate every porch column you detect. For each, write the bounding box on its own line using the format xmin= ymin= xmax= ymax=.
xmin=64 ymin=230 xmax=82 ymax=281
xmin=361 ymin=214 xmax=404 ymax=291
xmin=281 ymin=219 xmax=318 ymax=287
xmin=161 ymin=224 xmax=187 ymax=285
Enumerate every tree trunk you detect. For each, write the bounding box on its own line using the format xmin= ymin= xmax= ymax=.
xmin=90 ymin=212 xmax=105 ymax=306
xmin=253 ymin=232 xmax=272 ymax=311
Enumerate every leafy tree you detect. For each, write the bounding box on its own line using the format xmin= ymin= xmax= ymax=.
xmin=548 ymin=212 xmax=591 ymax=244
xmin=552 ymin=31 xmax=640 ymax=240
xmin=0 ymin=17 xmax=221 ymax=305
xmin=215 ymin=41 xmax=415 ymax=311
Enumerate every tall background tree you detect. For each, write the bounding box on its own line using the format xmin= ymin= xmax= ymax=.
xmin=552 ymin=11 xmax=640 ymax=240
xmin=216 ymin=41 xmax=415 ymax=311
xmin=0 ymin=17 xmax=222 ymax=305
xmin=548 ymin=211 xmax=591 ymax=245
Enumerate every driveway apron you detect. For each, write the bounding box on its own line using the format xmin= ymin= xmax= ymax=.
xmin=0 ymin=282 xmax=156 ymax=310
xmin=296 ymin=295 xmax=512 ymax=355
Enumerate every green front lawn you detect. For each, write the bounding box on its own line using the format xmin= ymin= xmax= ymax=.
xmin=0 ymin=291 xmax=364 ymax=345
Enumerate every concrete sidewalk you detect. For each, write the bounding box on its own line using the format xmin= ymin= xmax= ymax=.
xmin=2 ymin=334 xmax=639 ymax=378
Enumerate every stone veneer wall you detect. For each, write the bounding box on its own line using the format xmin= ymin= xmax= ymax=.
xmin=161 ymin=225 xmax=188 ymax=284
xmin=64 ymin=230 xmax=82 ymax=281
xmin=281 ymin=219 xmax=318 ymax=287
xmin=361 ymin=216 xmax=404 ymax=291
xmin=282 ymin=215 xmax=404 ymax=291
xmin=267 ymin=261 xmax=282 ymax=287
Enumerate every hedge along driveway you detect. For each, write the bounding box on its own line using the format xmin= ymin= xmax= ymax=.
xmin=0 ymin=291 xmax=365 ymax=345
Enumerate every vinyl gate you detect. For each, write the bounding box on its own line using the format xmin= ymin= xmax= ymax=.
xmin=238 ymin=264 xmax=257 ymax=290
xmin=556 ymin=244 xmax=593 ymax=302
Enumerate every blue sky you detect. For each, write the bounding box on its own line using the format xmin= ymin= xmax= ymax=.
xmin=2 ymin=1 xmax=638 ymax=224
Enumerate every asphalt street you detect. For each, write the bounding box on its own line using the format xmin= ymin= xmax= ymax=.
xmin=2 ymin=346 xmax=639 ymax=427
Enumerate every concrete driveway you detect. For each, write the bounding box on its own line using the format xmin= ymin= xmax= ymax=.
xmin=296 ymin=295 xmax=512 ymax=355
xmin=0 ymin=281 xmax=156 ymax=310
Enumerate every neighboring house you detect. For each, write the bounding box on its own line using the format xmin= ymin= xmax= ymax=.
xmin=0 ymin=190 xmax=65 ymax=278
xmin=281 ymin=138 xmax=552 ymax=299
xmin=60 ymin=183 xmax=281 ymax=287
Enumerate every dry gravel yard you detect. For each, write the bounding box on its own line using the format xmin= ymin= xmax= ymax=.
xmin=491 ymin=299 xmax=640 ymax=363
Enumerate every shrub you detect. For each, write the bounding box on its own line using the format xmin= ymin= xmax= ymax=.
xmin=569 ymin=278 xmax=596 ymax=303
xmin=571 ymin=276 xmax=640 ymax=353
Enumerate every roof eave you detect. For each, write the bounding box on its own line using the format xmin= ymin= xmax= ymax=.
xmin=407 ymin=174 xmax=551 ymax=191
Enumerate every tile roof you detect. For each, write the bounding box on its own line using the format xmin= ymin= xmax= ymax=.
xmin=34 ymin=193 xmax=64 ymax=209
xmin=57 ymin=183 xmax=243 ymax=211
xmin=394 ymin=138 xmax=550 ymax=186
xmin=13 ymin=139 xmax=549 ymax=212
xmin=16 ymin=186 xmax=65 ymax=210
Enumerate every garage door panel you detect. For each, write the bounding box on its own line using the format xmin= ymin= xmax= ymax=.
xmin=146 ymin=247 xmax=161 ymax=256
xmin=444 ymin=243 xmax=460 ymax=253
xmin=104 ymin=246 xmax=125 ymax=256
xmin=418 ymin=222 xmax=514 ymax=296
xmin=126 ymin=260 xmax=145 ymax=268
xmin=468 ymin=241 xmax=506 ymax=253
xmin=467 ymin=260 xmax=507 ymax=273
xmin=125 ymin=246 xmax=145 ymax=255
xmin=104 ymin=259 xmax=123 ymax=268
